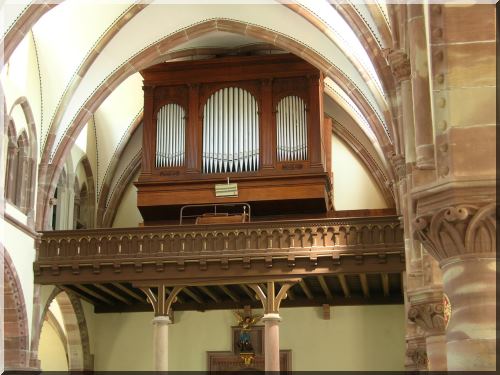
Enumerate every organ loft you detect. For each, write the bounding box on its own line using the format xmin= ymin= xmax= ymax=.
xmin=135 ymin=54 xmax=333 ymax=224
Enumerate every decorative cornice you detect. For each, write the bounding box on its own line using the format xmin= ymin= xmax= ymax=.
xmin=414 ymin=203 xmax=496 ymax=261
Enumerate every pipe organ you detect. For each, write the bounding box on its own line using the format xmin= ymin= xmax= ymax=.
xmin=136 ymin=54 xmax=333 ymax=224
xmin=202 ymin=87 xmax=259 ymax=174
xmin=155 ymin=103 xmax=185 ymax=168
xmin=276 ymin=95 xmax=308 ymax=162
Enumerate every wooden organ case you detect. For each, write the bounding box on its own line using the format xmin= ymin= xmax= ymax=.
xmin=136 ymin=54 xmax=333 ymax=224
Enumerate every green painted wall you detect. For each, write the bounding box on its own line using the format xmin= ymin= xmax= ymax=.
xmin=89 ymin=305 xmax=405 ymax=371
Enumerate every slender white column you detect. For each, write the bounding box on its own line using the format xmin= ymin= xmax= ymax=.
xmin=152 ymin=315 xmax=171 ymax=371
xmin=262 ymin=313 xmax=281 ymax=372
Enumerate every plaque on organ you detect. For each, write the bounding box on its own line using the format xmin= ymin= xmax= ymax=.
xmin=136 ymin=53 xmax=333 ymax=224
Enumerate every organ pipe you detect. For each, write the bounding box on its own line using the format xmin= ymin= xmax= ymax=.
xmin=155 ymin=103 xmax=185 ymax=168
xmin=277 ymin=95 xmax=307 ymax=161
xmin=202 ymin=87 xmax=259 ymax=173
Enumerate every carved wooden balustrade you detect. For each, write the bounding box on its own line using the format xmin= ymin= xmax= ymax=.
xmin=34 ymin=216 xmax=405 ymax=285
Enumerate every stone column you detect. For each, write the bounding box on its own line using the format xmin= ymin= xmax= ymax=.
xmin=262 ymin=313 xmax=281 ymax=372
xmin=152 ymin=315 xmax=171 ymax=371
xmin=407 ymin=4 xmax=434 ymax=170
xmin=415 ymin=203 xmax=496 ymax=371
xmin=248 ymin=281 xmax=295 ymax=372
xmin=408 ymin=287 xmax=447 ymax=370
xmin=140 ymin=284 xmax=183 ymax=372
xmin=441 ymin=254 xmax=496 ymax=370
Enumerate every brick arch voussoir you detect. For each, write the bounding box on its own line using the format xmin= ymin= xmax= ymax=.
xmin=41 ymin=18 xmax=394 ymax=230
xmin=2 ymin=246 xmax=30 ymax=370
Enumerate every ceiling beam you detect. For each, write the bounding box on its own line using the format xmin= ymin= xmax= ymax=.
xmin=182 ymin=287 xmax=204 ymax=304
xmin=112 ymin=283 xmax=146 ymax=303
xmin=381 ymin=273 xmax=390 ymax=296
xmin=317 ymin=275 xmax=333 ymax=299
xmin=75 ymin=284 xmax=114 ymax=305
xmin=61 ymin=285 xmax=96 ymax=305
xmin=219 ymin=285 xmax=239 ymax=302
xmin=198 ymin=286 xmax=220 ymax=303
xmin=359 ymin=273 xmax=370 ymax=298
xmin=240 ymin=284 xmax=256 ymax=301
xmin=94 ymin=294 xmax=404 ymax=314
xmin=299 ymin=279 xmax=314 ymax=300
xmin=94 ymin=284 xmax=132 ymax=305
xmin=338 ymin=275 xmax=351 ymax=298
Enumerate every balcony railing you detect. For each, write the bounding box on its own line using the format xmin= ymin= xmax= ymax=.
xmin=37 ymin=216 xmax=403 ymax=261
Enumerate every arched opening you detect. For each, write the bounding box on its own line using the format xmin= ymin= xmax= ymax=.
xmin=37 ymin=289 xmax=93 ymax=371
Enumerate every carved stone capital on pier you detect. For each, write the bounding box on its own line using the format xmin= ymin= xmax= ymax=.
xmin=407 ymin=287 xmax=445 ymax=336
xmin=386 ymin=49 xmax=411 ymax=83
xmin=413 ymin=203 xmax=496 ymax=262
xmin=405 ymin=334 xmax=428 ymax=371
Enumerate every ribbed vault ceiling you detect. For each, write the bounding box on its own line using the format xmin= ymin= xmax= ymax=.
xmin=1 ymin=1 xmax=397 ymax=226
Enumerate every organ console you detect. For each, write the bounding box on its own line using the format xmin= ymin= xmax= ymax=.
xmin=136 ymin=53 xmax=333 ymax=224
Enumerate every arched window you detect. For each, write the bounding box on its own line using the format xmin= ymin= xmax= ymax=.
xmin=77 ymin=183 xmax=89 ymax=229
xmin=15 ymin=132 xmax=30 ymax=211
xmin=5 ymin=121 xmax=18 ymax=203
xmin=155 ymin=103 xmax=186 ymax=168
xmin=276 ymin=95 xmax=308 ymax=161
xmin=202 ymin=87 xmax=259 ymax=173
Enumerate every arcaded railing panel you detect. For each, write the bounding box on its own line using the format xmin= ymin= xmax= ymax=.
xmin=36 ymin=217 xmax=404 ymax=261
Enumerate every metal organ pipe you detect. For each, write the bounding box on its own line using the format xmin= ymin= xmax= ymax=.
xmin=202 ymin=87 xmax=259 ymax=173
xmin=155 ymin=103 xmax=185 ymax=168
xmin=277 ymin=95 xmax=307 ymax=162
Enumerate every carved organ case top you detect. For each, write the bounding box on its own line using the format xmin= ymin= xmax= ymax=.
xmin=136 ymin=54 xmax=332 ymax=224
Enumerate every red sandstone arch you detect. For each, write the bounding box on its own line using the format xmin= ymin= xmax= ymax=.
xmin=34 ymin=287 xmax=93 ymax=371
xmin=36 ymin=19 xmax=395 ymax=230
xmin=2 ymin=246 xmax=30 ymax=370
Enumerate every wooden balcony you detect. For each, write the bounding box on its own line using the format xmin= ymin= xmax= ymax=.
xmin=34 ymin=216 xmax=405 ymax=312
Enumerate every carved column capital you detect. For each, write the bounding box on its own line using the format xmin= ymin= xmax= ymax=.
xmin=386 ymin=49 xmax=411 ymax=83
xmin=405 ymin=334 xmax=428 ymax=370
xmin=413 ymin=203 xmax=496 ymax=262
xmin=408 ymin=287 xmax=445 ymax=336
xmin=389 ymin=153 xmax=406 ymax=181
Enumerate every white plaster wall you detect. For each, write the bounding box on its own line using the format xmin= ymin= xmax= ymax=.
xmin=332 ymin=135 xmax=387 ymax=210
xmin=88 ymin=305 xmax=404 ymax=371
xmin=38 ymin=320 xmax=69 ymax=371
xmin=111 ymin=177 xmax=142 ymax=228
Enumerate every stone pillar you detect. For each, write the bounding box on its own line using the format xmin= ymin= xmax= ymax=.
xmin=408 ymin=287 xmax=447 ymax=370
xmin=441 ymin=254 xmax=496 ymax=370
xmin=262 ymin=313 xmax=281 ymax=372
xmin=140 ymin=285 xmax=183 ymax=372
xmin=414 ymin=203 xmax=496 ymax=371
xmin=152 ymin=315 xmax=171 ymax=371
xmin=248 ymin=281 xmax=295 ymax=372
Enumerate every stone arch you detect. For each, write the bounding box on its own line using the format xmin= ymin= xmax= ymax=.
xmin=35 ymin=287 xmax=93 ymax=371
xmin=2 ymin=246 xmax=30 ymax=370
xmin=38 ymin=18 xmax=394 ymax=230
